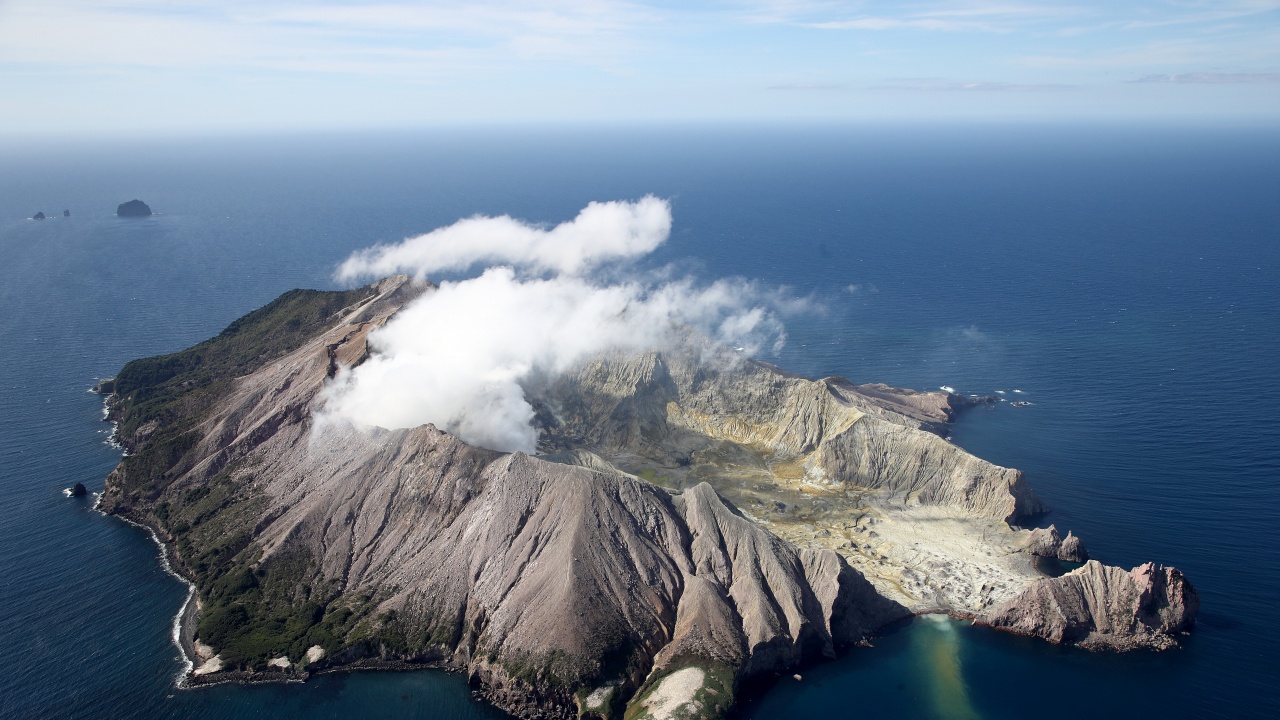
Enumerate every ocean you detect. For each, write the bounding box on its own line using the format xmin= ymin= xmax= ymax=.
xmin=1 ymin=124 xmax=1276 ymax=719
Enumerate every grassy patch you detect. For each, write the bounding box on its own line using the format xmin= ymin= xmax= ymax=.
xmin=623 ymin=661 xmax=735 ymax=720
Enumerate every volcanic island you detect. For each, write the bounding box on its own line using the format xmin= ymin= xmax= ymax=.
xmin=95 ymin=275 xmax=1197 ymax=719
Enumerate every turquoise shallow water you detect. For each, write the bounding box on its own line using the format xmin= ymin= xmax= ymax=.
xmin=1 ymin=125 xmax=1277 ymax=719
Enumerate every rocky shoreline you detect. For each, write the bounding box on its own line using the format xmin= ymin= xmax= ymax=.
xmin=95 ymin=276 xmax=1197 ymax=719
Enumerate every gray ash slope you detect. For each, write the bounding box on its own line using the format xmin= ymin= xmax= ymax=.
xmin=97 ymin=275 xmax=1196 ymax=720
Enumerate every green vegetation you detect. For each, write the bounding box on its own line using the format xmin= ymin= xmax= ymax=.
xmin=114 ymin=421 xmax=200 ymax=501
xmin=195 ymin=545 xmax=371 ymax=667
xmin=168 ymin=456 xmax=378 ymax=669
xmin=101 ymin=283 xmax=382 ymax=669
xmin=576 ymin=684 xmax=623 ymax=720
xmin=106 ymin=285 xmax=374 ymax=504
xmin=111 ymin=285 xmax=375 ymax=443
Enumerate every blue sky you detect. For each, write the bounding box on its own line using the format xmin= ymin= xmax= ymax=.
xmin=1 ymin=0 xmax=1277 ymax=134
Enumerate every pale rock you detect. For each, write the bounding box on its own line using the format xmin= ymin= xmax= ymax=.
xmin=193 ymin=655 xmax=224 ymax=676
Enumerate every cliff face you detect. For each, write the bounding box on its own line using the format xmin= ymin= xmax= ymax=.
xmin=536 ymin=348 xmax=1043 ymax=524
xmin=98 ymin=277 xmax=1196 ymax=719
xmin=532 ymin=349 xmax=1050 ymax=616
xmin=983 ymin=561 xmax=1199 ymax=650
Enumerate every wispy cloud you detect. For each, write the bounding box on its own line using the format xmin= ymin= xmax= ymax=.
xmin=1131 ymin=71 xmax=1280 ymax=84
xmin=745 ymin=0 xmax=1280 ymax=36
xmin=769 ymin=77 xmax=1075 ymax=91
xmin=767 ymin=82 xmax=850 ymax=90
xmin=0 ymin=0 xmax=660 ymax=75
xmin=1018 ymin=33 xmax=1271 ymax=70
xmin=804 ymin=7 xmax=1081 ymax=33
xmin=746 ymin=2 xmax=1088 ymax=33
xmin=872 ymin=77 xmax=1075 ymax=91
xmin=1116 ymin=0 xmax=1280 ymax=30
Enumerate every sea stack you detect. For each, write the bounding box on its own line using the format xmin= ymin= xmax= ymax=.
xmin=33 ymin=212 xmax=46 ymax=220
xmin=1024 ymin=524 xmax=1089 ymax=562
xmin=63 ymin=209 xmax=71 ymax=217
xmin=116 ymin=199 xmax=152 ymax=217
xmin=69 ymin=482 xmax=88 ymax=497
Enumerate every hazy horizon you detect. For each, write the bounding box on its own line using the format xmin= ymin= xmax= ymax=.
xmin=3 ymin=115 xmax=1278 ymax=146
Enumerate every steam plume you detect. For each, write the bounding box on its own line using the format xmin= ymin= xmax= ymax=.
xmin=321 ymin=197 xmax=790 ymax=453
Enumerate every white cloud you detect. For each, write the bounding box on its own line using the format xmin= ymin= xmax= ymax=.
xmin=753 ymin=1 xmax=1088 ymax=33
xmin=0 ymin=0 xmax=656 ymax=75
xmin=337 ymin=195 xmax=671 ymax=281
xmin=748 ymin=0 xmax=1279 ymax=35
xmin=319 ymin=198 xmax=793 ymax=453
xmin=871 ymin=78 xmax=1076 ymax=91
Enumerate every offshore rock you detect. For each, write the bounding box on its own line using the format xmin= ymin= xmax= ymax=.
xmin=1024 ymin=525 xmax=1089 ymax=563
xmin=1058 ymin=531 xmax=1087 ymax=563
xmin=33 ymin=211 xmax=46 ymax=220
xmin=116 ymin=199 xmax=152 ymax=217
xmin=982 ymin=560 xmax=1198 ymax=650
xmin=70 ymin=482 xmax=88 ymax=497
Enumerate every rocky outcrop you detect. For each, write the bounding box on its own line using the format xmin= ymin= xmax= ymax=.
xmin=63 ymin=209 xmax=71 ymax=217
xmin=116 ymin=199 xmax=152 ymax=217
xmin=1024 ymin=525 xmax=1089 ymax=563
xmin=33 ymin=211 xmax=46 ymax=220
xmin=813 ymin=415 xmax=1042 ymax=523
xmin=1058 ymin=531 xmax=1087 ymax=563
xmin=982 ymin=560 xmax=1198 ymax=650
xmin=69 ymin=482 xmax=88 ymax=497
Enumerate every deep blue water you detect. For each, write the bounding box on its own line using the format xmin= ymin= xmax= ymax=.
xmin=1 ymin=125 xmax=1277 ymax=719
